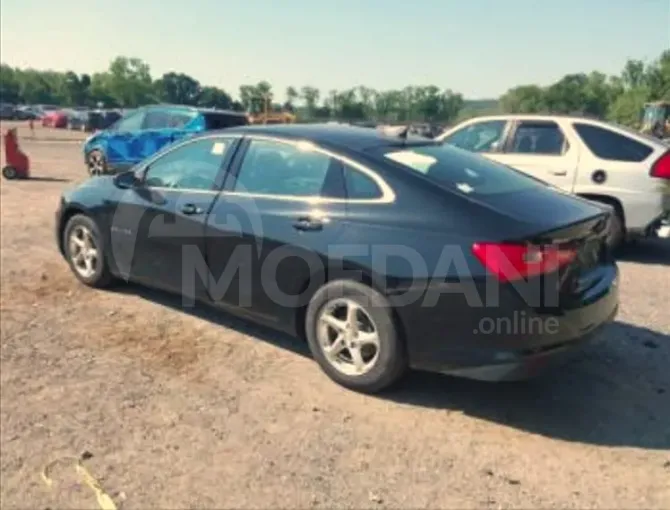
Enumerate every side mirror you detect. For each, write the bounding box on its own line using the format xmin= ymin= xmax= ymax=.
xmin=113 ymin=170 xmax=140 ymax=189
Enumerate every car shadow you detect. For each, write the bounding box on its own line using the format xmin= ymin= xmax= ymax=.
xmin=114 ymin=283 xmax=311 ymax=360
xmin=115 ymin=283 xmax=669 ymax=450
xmin=386 ymin=320 xmax=669 ymax=450
xmin=617 ymin=238 xmax=670 ymax=266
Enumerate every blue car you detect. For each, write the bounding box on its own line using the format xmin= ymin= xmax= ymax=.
xmin=83 ymin=104 xmax=249 ymax=175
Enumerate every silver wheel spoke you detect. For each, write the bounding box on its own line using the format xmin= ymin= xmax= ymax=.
xmin=321 ymin=314 xmax=347 ymax=333
xmin=84 ymin=257 xmax=95 ymax=273
xmin=357 ymin=330 xmax=379 ymax=348
xmin=346 ymin=301 xmax=360 ymax=333
xmin=324 ymin=334 xmax=345 ymax=358
xmin=349 ymin=346 xmax=366 ymax=372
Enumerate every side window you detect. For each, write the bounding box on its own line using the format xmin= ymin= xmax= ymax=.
xmin=573 ymin=123 xmax=653 ymax=162
xmin=142 ymin=110 xmax=171 ymax=130
xmin=508 ymin=122 xmax=566 ymax=155
xmin=443 ymin=120 xmax=506 ymax=153
xmin=114 ymin=110 xmax=145 ymax=132
xmin=169 ymin=112 xmax=195 ymax=128
xmin=143 ymin=138 xmax=229 ymax=190
xmin=234 ymin=139 xmax=333 ymax=197
xmin=143 ymin=109 xmax=195 ymax=129
xmin=343 ymin=163 xmax=382 ymax=199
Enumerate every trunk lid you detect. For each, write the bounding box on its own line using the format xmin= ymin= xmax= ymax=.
xmin=467 ymin=187 xmax=613 ymax=310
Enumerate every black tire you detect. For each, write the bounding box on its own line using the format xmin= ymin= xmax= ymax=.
xmin=2 ymin=166 xmax=18 ymax=180
xmin=63 ymin=214 xmax=113 ymax=288
xmin=305 ymin=280 xmax=407 ymax=393
xmin=86 ymin=149 xmax=107 ymax=176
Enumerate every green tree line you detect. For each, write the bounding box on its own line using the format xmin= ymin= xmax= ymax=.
xmin=1 ymin=51 xmax=669 ymax=126
xmin=499 ymin=50 xmax=670 ymax=127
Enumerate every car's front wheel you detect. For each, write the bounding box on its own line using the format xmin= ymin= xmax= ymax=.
xmin=305 ymin=280 xmax=407 ymax=393
xmin=86 ymin=149 xmax=107 ymax=176
xmin=63 ymin=214 xmax=113 ymax=288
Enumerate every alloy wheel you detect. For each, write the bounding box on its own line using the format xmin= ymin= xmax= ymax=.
xmin=87 ymin=152 xmax=105 ymax=176
xmin=316 ymin=298 xmax=381 ymax=376
xmin=68 ymin=225 xmax=99 ymax=279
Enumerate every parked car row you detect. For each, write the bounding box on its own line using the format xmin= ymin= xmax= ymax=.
xmin=1 ymin=103 xmax=59 ymax=120
xmin=41 ymin=108 xmax=123 ymax=132
xmin=1 ymin=103 xmax=124 ymax=133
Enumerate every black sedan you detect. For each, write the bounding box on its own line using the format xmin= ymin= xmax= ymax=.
xmin=55 ymin=124 xmax=619 ymax=392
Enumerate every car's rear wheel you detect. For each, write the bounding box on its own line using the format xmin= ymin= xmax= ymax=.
xmin=63 ymin=214 xmax=113 ymax=288
xmin=87 ymin=149 xmax=107 ymax=176
xmin=305 ymin=280 xmax=407 ymax=393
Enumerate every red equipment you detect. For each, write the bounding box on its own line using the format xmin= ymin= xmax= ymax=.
xmin=2 ymin=128 xmax=30 ymax=180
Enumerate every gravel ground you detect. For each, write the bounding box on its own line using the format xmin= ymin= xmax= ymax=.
xmin=1 ymin=139 xmax=669 ymax=509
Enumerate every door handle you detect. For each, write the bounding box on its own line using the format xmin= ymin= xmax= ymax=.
xmin=293 ymin=216 xmax=324 ymax=232
xmin=549 ymin=169 xmax=567 ymax=176
xmin=181 ymin=203 xmax=204 ymax=215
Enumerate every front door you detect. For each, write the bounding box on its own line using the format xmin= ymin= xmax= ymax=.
xmin=109 ymin=136 xmax=239 ymax=299
xmin=490 ymin=120 xmax=579 ymax=191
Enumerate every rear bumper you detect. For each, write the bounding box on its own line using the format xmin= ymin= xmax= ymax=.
xmin=402 ymin=265 xmax=619 ymax=381
xmin=440 ymin=307 xmax=616 ymax=381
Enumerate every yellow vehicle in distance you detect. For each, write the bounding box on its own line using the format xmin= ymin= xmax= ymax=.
xmin=248 ymin=111 xmax=296 ymax=125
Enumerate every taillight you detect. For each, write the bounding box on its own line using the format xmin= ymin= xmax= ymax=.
xmin=472 ymin=242 xmax=576 ymax=283
xmin=651 ymin=151 xmax=670 ymax=179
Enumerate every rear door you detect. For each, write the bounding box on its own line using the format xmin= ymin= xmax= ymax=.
xmin=491 ymin=119 xmax=579 ymax=190
xmin=109 ymin=135 xmax=239 ymax=299
xmin=204 ymin=136 xmax=347 ymax=328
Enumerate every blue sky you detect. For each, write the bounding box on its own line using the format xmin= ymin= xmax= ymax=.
xmin=1 ymin=0 xmax=668 ymax=100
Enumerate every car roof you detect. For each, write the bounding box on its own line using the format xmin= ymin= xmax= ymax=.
xmin=147 ymin=103 xmax=247 ymax=117
xmin=459 ymin=113 xmax=607 ymax=123
xmin=211 ymin=123 xmax=436 ymax=151
xmin=442 ymin=113 xmax=668 ymax=149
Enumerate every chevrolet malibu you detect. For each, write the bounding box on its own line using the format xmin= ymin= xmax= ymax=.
xmin=56 ymin=124 xmax=619 ymax=393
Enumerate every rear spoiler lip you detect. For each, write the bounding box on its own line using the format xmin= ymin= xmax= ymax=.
xmin=522 ymin=212 xmax=611 ymax=245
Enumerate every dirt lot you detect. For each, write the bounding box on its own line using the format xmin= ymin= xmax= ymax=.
xmin=1 ymin=129 xmax=669 ymax=509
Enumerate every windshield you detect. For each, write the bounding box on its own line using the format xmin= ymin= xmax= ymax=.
xmin=372 ymin=143 xmax=543 ymax=196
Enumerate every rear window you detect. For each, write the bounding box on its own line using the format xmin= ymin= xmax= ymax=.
xmin=374 ymin=143 xmax=542 ymax=196
xmin=573 ymin=123 xmax=653 ymax=162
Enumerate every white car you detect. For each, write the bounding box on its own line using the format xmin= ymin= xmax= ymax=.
xmin=436 ymin=115 xmax=670 ymax=246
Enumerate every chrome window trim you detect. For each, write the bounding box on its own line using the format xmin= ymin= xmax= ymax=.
xmin=224 ymin=135 xmax=396 ymax=204
xmin=139 ymin=133 xmax=238 ymax=171
xmin=139 ymin=133 xmax=396 ymax=204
